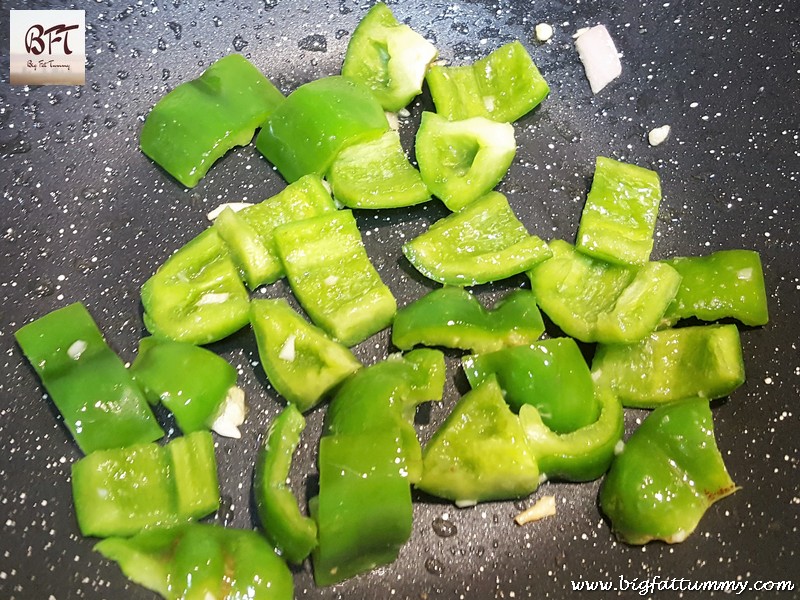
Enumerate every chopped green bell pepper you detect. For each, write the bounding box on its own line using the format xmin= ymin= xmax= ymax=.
xmin=254 ymin=405 xmax=318 ymax=564
xmin=518 ymin=384 xmax=623 ymax=482
xmin=462 ymin=337 xmax=599 ymax=434
xmin=341 ymin=2 xmax=438 ymax=111
xmin=426 ymin=40 xmax=549 ymax=122
xmin=312 ymin=428 xmax=413 ymax=586
xmin=417 ymin=377 xmax=539 ymax=506
xmin=95 ymin=523 xmax=294 ymax=599
xmin=250 ymin=298 xmax=361 ymax=412
xmin=274 ymin=209 xmax=397 ymax=346
xmin=576 ymin=157 xmax=662 ymax=266
xmin=72 ymin=431 xmax=219 ymax=538
xmin=599 ymin=397 xmax=738 ymax=544
xmin=141 ymin=228 xmax=251 ymax=344
xmin=325 ymin=349 xmax=445 ymax=483
xmin=529 ymin=239 xmax=681 ymax=343
xmin=591 ymin=323 xmax=746 ymax=408
xmin=327 ymin=130 xmax=431 ymax=209
xmin=256 ymin=75 xmax=389 ymax=182
xmin=130 ymin=337 xmax=237 ymax=434
xmin=15 ymin=302 xmax=163 ymax=454
xmin=415 ymin=111 xmax=516 ymax=211
xmin=312 ymin=350 xmax=444 ymax=584
xmin=661 ymin=249 xmax=769 ymax=326
xmin=140 ymin=54 xmax=284 ymax=188
xmin=392 ymin=287 xmax=544 ymax=353
xmin=403 ymin=191 xmax=551 ymax=286
xmin=213 ymin=207 xmax=273 ymax=290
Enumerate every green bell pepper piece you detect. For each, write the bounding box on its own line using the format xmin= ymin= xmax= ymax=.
xmin=426 ymin=40 xmax=549 ymax=122
xmin=576 ymin=157 xmax=662 ymax=266
xmin=141 ymin=228 xmax=251 ymax=344
xmin=392 ymin=287 xmax=544 ymax=353
xmin=529 ymin=239 xmax=681 ymax=343
xmin=213 ymin=207 xmax=273 ymax=290
xmin=661 ymin=249 xmax=769 ymax=326
xmin=274 ymin=209 xmax=397 ymax=346
xmin=327 ymin=130 xmax=431 ymax=209
xmin=325 ymin=349 xmax=445 ymax=484
xmin=256 ymin=75 xmax=389 ymax=182
xmin=140 ymin=54 xmax=284 ymax=188
xmin=518 ymin=384 xmax=623 ymax=481
xmin=462 ymin=337 xmax=599 ymax=434
xmin=254 ymin=405 xmax=318 ymax=564
xmin=591 ymin=323 xmax=746 ymax=408
xmin=417 ymin=377 xmax=539 ymax=506
xmin=15 ymin=302 xmax=163 ymax=454
xmin=72 ymin=431 xmax=219 ymax=538
xmin=403 ymin=191 xmax=552 ymax=286
xmin=130 ymin=337 xmax=237 ymax=433
xmin=341 ymin=2 xmax=438 ymax=111
xmin=95 ymin=523 xmax=294 ymax=599
xmin=312 ymin=428 xmax=413 ymax=586
xmin=230 ymin=174 xmax=338 ymax=286
xmin=415 ymin=111 xmax=516 ymax=211
xmin=599 ymin=397 xmax=738 ymax=544
xmin=250 ymin=298 xmax=361 ymax=412
xmin=311 ymin=350 xmax=443 ymax=585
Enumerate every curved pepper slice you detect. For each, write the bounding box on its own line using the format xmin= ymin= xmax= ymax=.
xmin=327 ymin=130 xmax=431 ymax=209
xmin=426 ymin=40 xmax=549 ymax=122
xmin=325 ymin=349 xmax=445 ymax=483
xmin=130 ymin=337 xmax=238 ymax=433
xmin=576 ymin=157 xmax=662 ymax=266
xmin=256 ymin=75 xmax=389 ymax=182
xmin=661 ymin=249 xmax=769 ymax=326
xmin=392 ymin=287 xmax=544 ymax=353
xmin=417 ymin=377 xmax=539 ymax=506
xmin=95 ymin=523 xmax=293 ymax=599
xmin=415 ymin=111 xmax=516 ymax=211
xmin=250 ymin=298 xmax=361 ymax=412
xmin=518 ymin=384 xmax=623 ymax=481
xmin=71 ymin=431 xmax=219 ymax=538
xmin=15 ymin=302 xmax=164 ymax=454
xmin=403 ymin=191 xmax=551 ymax=286
xmin=274 ymin=209 xmax=396 ymax=346
xmin=254 ymin=405 xmax=318 ymax=564
xmin=140 ymin=54 xmax=284 ymax=188
xmin=529 ymin=239 xmax=681 ymax=343
xmin=599 ymin=397 xmax=738 ymax=544
xmin=591 ymin=324 xmax=745 ymax=408
xmin=341 ymin=2 xmax=438 ymax=111
xmin=312 ymin=350 xmax=444 ymax=585
xmin=462 ymin=337 xmax=599 ymax=434
xmin=141 ymin=228 xmax=251 ymax=344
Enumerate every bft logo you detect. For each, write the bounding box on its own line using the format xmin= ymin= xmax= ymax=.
xmin=10 ymin=10 xmax=85 ymax=85
xmin=25 ymin=23 xmax=80 ymax=56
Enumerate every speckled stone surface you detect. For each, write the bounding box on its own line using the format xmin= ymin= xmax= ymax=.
xmin=1 ymin=1 xmax=798 ymax=599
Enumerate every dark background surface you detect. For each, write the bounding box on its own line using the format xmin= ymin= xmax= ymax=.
xmin=1 ymin=1 xmax=798 ymax=598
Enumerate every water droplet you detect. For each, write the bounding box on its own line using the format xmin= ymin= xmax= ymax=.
xmin=298 ymin=34 xmax=327 ymax=52
xmin=117 ymin=70 xmax=129 ymax=80
xmin=32 ymin=277 xmax=55 ymax=298
xmin=162 ymin=69 xmax=170 ymax=81
xmin=104 ymin=118 xmax=116 ymax=129
xmin=424 ymin=557 xmax=444 ymax=576
xmin=193 ymin=40 xmax=202 ymax=48
xmin=432 ymin=517 xmax=457 ymax=538
xmin=232 ymin=35 xmax=248 ymax=51
xmin=212 ymin=16 xmax=223 ymax=27
xmin=167 ymin=21 xmax=182 ymax=40
xmin=264 ymin=0 xmax=279 ymax=8
xmin=82 ymin=188 xmax=99 ymax=200
xmin=107 ymin=40 xmax=117 ymax=52
xmin=335 ymin=29 xmax=348 ymax=40
xmin=157 ymin=37 xmax=167 ymax=51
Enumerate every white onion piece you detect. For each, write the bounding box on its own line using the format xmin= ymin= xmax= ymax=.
xmin=574 ymin=25 xmax=622 ymax=94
